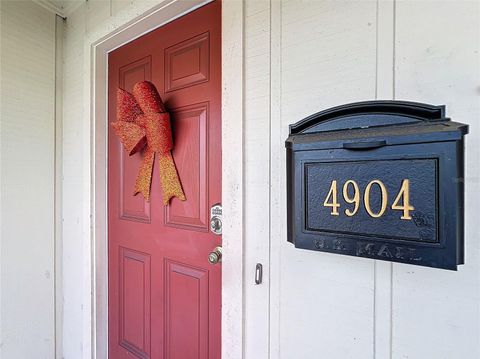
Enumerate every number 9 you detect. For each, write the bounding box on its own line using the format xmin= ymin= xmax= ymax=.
xmin=343 ymin=180 xmax=360 ymax=217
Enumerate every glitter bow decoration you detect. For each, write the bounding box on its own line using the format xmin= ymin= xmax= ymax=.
xmin=112 ymin=81 xmax=186 ymax=204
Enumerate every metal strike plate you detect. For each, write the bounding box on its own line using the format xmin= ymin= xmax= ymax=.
xmin=210 ymin=203 xmax=222 ymax=235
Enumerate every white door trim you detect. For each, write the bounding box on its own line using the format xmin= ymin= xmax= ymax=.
xmin=89 ymin=1 xmax=244 ymax=357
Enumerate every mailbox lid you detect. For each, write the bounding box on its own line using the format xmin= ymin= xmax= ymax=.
xmin=285 ymin=100 xmax=468 ymax=151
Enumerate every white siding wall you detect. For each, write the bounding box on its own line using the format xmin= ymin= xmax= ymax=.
xmin=279 ymin=2 xmax=378 ymax=356
xmin=392 ymin=2 xmax=480 ymax=357
xmin=244 ymin=2 xmax=271 ymax=358
xmin=62 ymin=3 xmax=88 ymax=357
xmin=244 ymin=0 xmax=480 ymax=358
xmin=0 ymin=1 xmax=56 ymax=358
xmin=61 ymin=0 xmax=480 ymax=358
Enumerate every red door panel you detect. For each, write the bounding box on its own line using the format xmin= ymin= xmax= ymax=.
xmin=118 ymin=247 xmax=151 ymax=358
xmin=118 ymin=56 xmax=152 ymax=223
xmin=108 ymin=2 xmax=221 ymax=358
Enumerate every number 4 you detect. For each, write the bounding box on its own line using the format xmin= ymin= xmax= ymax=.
xmin=392 ymin=179 xmax=415 ymax=220
xmin=324 ymin=180 xmax=340 ymax=215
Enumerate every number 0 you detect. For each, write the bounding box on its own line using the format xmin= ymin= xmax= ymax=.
xmin=364 ymin=180 xmax=388 ymax=218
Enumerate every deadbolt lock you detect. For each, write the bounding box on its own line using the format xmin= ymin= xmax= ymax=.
xmin=210 ymin=203 xmax=222 ymax=235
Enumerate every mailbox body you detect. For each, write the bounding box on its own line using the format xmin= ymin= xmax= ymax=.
xmin=286 ymin=101 xmax=468 ymax=270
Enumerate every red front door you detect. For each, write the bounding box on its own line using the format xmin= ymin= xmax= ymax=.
xmin=108 ymin=2 xmax=221 ymax=358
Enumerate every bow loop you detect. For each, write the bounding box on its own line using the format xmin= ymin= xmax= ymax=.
xmin=112 ymin=81 xmax=185 ymax=204
xmin=133 ymin=81 xmax=166 ymax=114
xmin=117 ymin=88 xmax=143 ymax=122
xmin=111 ymin=121 xmax=147 ymax=155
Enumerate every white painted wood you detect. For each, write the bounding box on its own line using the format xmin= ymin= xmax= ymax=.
xmin=374 ymin=1 xmax=395 ymax=358
xmin=0 ymin=0 xmax=2 ymax=349
xmin=32 ymin=0 xmax=67 ymax=18
xmin=243 ymin=0 xmax=271 ymax=357
xmin=111 ymin=0 xmax=131 ymax=17
xmin=60 ymin=1 xmax=84 ymax=17
xmin=392 ymin=1 xmax=480 ymax=358
xmin=0 ymin=1 xmax=56 ymax=357
xmin=62 ymin=6 xmax=88 ymax=357
xmin=86 ymin=0 xmax=111 ymax=34
xmin=33 ymin=0 xmax=84 ymax=18
xmin=376 ymin=0 xmax=395 ymax=101
xmin=274 ymin=1 xmax=378 ymax=358
xmin=221 ymin=1 xmax=245 ymax=359
xmin=93 ymin=45 xmax=108 ymax=359
xmin=55 ymin=14 xmax=65 ymax=359
xmin=269 ymin=1 xmax=282 ymax=357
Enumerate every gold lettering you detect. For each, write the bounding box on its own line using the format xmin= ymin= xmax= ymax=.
xmin=323 ymin=180 xmax=340 ymax=216
xmin=364 ymin=180 xmax=388 ymax=218
xmin=343 ymin=180 xmax=360 ymax=216
xmin=391 ymin=179 xmax=415 ymax=220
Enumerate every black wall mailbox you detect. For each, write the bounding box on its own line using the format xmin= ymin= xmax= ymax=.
xmin=286 ymin=101 xmax=468 ymax=270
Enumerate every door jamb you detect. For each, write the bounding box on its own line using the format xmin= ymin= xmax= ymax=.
xmin=89 ymin=1 xmax=244 ymax=358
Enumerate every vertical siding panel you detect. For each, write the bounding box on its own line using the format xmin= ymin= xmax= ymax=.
xmin=0 ymin=2 xmax=56 ymax=358
xmin=244 ymin=1 xmax=271 ymax=357
xmin=55 ymin=15 xmax=65 ymax=359
xmin=269 ymin=1 xmax=282 ymax=357
xmin=374 ymin=1 xmax=395 ymax=358
xmin=276 ymin=1 xmax=377 ymax=358
xmin=393 ymin=1 xmax=480 ymax=358
xmin=62 ymin=4 xmax=88 ymax=357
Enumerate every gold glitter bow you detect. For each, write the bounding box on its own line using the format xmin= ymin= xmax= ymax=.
xmin=112 ymin=81 xmax=186 ymax=204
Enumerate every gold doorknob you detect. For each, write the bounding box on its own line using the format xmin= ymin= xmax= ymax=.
xmin=208 ymin=246 xmax=222 ymax=264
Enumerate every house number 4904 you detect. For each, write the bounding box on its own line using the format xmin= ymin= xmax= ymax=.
xmin=323 ymin=179 xmax=414 ymax=220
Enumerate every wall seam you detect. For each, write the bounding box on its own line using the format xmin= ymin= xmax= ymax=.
xmin=54 ymin=14 xmax=58 ymax=358
xmin=54 ymin=15 xmax=58 ymax=358
xmin=0 ymin=0 xmax=3 ymax=354
xmin=390 ymin=1 xmax=397 ymax=357
xmin=269 ymin=0 xmax=282 ymax=358
xmin=241 ymin=1 xmax=246 ymax=357
xmin=373 ymin=2 xmax=379 ymax=358
xmin=375 ymin=0 xmax=379 ymax=100
xmin=374 ymin=1 xmax=395 ymax=357
xmin=268 ymin=1 xmax=273 ymax=357
xmin=392 ymin=0 xmax=396 ymax=101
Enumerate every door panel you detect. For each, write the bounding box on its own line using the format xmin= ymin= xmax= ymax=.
xmin=108 ymin=2 xmax=221 ymax=358
xmin=119 ymin=247 xmax=151 ymax=358
xmin=167 ymin=103 xmax=209 ymax=231
xmin=118 ymin=57 xmax=152 ymax=223
xmin=165 ymin=260 xmax=209 ymax=359
xmin=164 ymin=32 xmax=210 ymax=92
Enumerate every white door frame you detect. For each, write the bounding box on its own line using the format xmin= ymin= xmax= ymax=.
xmin=89 ymin=1 xmax=244 ymax=357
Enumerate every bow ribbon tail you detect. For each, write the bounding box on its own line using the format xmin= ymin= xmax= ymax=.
xmin=158 ymin=152 xmax=186 ymax=205
xmin=134 ymin=147 xmax=155 ymax=201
